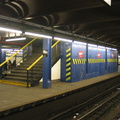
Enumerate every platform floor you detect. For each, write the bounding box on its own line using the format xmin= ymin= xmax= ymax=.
xmin=0 ymin=66 xmax=120 ymax=112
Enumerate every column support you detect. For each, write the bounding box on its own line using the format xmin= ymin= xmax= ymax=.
xmin=43 ymin=38 xmax=52 ymax=88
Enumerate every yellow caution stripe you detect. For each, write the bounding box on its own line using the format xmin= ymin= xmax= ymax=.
xmin=66 ymin=53 xmax=71 ymax=57
xmin=107 ymin=59 xmax=117 ymax=62
xmin=66 ymin=62 xmax=71 ymax=67
xmin=66 ymin=77 xmax=71 ymax=81
xmin=66 ymin=48 xmax=71 ymax=53
xmin=66 ymin=47 xmax=71 ymax=81
xmin=0 ymin=80 xmax=30 ymax=87
xmin=66 ymin=58 xmax=71 ymax=62
xmin=72 ymin=59 xmax=86 ymax=64
xmin=66 ymin=72 xmax=71 ymax=77
xmin=88 ymin=59 xmax=106 ymax=63
xmin=66 ymin=67 xmax=71 ymax=71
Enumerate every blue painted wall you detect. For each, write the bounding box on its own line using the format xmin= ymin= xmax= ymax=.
xmin=61 ymin=42 xmax=118 ymax=83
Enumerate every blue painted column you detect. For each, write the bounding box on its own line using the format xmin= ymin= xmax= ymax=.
xmin=86 ymin=43 xmax=88 ymax=78
xmin=43 ymin=38 xmax=52 ymax=88
xmin=0 ymin=44 xmax=2 ymax=78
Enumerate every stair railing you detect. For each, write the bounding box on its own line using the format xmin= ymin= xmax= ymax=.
xmin=26 ymin=40 xmax=60 ymax=87
xmin=0 ymin=37 xmax=38 ymax=68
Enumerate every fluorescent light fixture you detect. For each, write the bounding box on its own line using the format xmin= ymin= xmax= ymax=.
xmin=104 ymin=0 xmax=111 ymax=6
xmin=11 ymin=51 xmax=16 ymax=54
xmin=98 ymin=46 xmax=105 ymax=49
xmin=0 ymin=27 xmax=22 ymax=33
xmin=54 ymin=37 xmax=72 ymax=42
xmin=2 ymin=49 xmax=13 ymax=51
xmin=112 ymin=48 xmax=117 ymax=51
xmin=25 ymin=32 xmax=52 ymax=39
xmin=74 ymin=41 xmax=87 ymax=45
xmin=6 ymin=37 xmax=26 ymax=41
xmin=106 ymin=47 xmax=111 ymax=50
xmin=88 ymin=44 xmax=97 ymax=47
xmin=6 ymin=54 xmax=12 ymax=56
xmin=14 ymin=49 xmax=23 ymax=52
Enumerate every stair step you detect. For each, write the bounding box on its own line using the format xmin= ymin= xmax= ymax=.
xmin=11 ymin=70 xmax=42 ymax=74
xmin=4 ymin=76 xmax=27 ymax=81
xmin=15 ymin=67 xmax=42 ymax=71
xmin=7 ymin=73 xmax=27 ymax=77
xmin=18 ymin=63 xmax=43 ymax=67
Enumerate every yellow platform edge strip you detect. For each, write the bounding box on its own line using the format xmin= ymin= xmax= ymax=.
xmin=0 ymin=80 xmax=28 ymax=87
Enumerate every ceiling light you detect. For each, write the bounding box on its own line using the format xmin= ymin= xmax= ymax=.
xmin=112 ymin=48 xmax=117 ymax=51
xmin=88 ymin=44 xmax=97 ymax=47
xmin=54 ymin=37 xmax=72 ymax=42
xmin=25 ymin=32 xmax=52 ymax=39
xmin=74 ymin=41 xmax=87 ymax=45
xmin=98 ymin=46 xmax=105 ymax=49
xmin=0 ymin=27 xmax=22 ymax=33
xmin=106 ymin=47 xmax=111 ymax=50
xmin=6 ymin=37 xmax=26 ymax=41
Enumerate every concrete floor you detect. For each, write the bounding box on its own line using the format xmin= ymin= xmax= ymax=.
xmin=0 ymin=66 xmax=120 ymax=112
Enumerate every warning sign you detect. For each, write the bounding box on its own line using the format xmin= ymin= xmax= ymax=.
xmin=78 ymin=51 xmax=84 ymax=58
xmin=97 ymin=53 xmax=101 ymax=58
xmin=112 ymin=54 xmax=114 ymax=58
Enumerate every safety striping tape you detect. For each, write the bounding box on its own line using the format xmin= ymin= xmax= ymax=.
xmin=66 ymin=77 xmax=71 ymax=81
xmin=66 ymin=62 xmax=71 ymax=67
xmin=66 ymin=58 xmax=71 ymax=62
xmin=66 ymin=48 xmax=71 ymax=53
xmin=66 ymin=53 xmax=71 ymax=57
xmin=88 ymin=59 xmax=106 ymax=63
xmin=66 ymin=67 xmax=71 ymax=71
xmin=0 ymin=80 xmax=29 ymax=87
xmin=72 ymin=59 xmax=86 ymax=64
xmin=107 ymin=59 xmax=117 ymax=62
xmin=65 ymin=47 xmax=71 ymax=81
xmin=66 ymin=72 xmax=71 ymax=77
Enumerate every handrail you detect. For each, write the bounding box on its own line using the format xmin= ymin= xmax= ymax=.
xmin=0 ymin=37 xmax=38 ymax=67
xmin=27 ymin=40 xmax=60 ymax=70
xmin=51 ymin=40 xmax=60 ymax=48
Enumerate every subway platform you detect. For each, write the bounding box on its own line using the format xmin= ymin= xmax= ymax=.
xmin=0 ymin=66 xmax=120 ymax=120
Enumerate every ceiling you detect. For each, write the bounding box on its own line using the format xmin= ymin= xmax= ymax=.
xmin=0 ymin=0 xmax=120 ymax=50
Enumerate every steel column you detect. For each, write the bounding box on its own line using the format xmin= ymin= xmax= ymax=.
xmin=43 ymin=38 xmax=52 ymax=88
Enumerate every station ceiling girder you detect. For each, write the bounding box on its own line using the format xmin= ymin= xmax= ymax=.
xmin=0 ymin=0 xmax=119 ymax=50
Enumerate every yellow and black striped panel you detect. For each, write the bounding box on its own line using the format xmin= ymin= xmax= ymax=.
xmin=72 ymin=59 xmax=86 ymax=64
xmin=107 ymin=59 xmax=117 ymax=62
xmin=88 ymin=59 xmax=105 ymax=63
xmin=65 ymin=48 xmax=71 ymax=81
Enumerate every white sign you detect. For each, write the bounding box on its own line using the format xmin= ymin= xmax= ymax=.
xmin=104 ymin=0 xmax=111 ymax=6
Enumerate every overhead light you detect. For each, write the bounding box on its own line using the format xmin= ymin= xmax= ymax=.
xmin=104 ymin=0 xmax=111 ymax=6
xmin=14 ymin=49 xmax=23 ymax=52
xmin=0 ymin=27 xmax=22 ymax=33
xmin=6 ymin=37 xmax=26 ymax=41
xmin=54 ymin=37 xmax=72 ymax=42
xmin=88 ymin=44 xmax=97 ymax=47
xmin=2 ymin=49 xmax=13 ymax=51
xmin=106 ymin=47 xmax=111 ymax=50
xmin=112 ymin=48 xmax=117 ymax=51
xmin=74 ymin=41 xmax=87 ymax=45
xmin=25 ymin=32 xmax=52 ymax=39
xmin=98 ymin=46 xmax=105 ymax=49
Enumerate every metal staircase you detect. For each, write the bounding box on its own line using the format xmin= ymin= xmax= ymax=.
xmin=4 ymin=51 xmax=43 ymax=83
xmin=1 ymin=40 xmax=60 ymax=87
